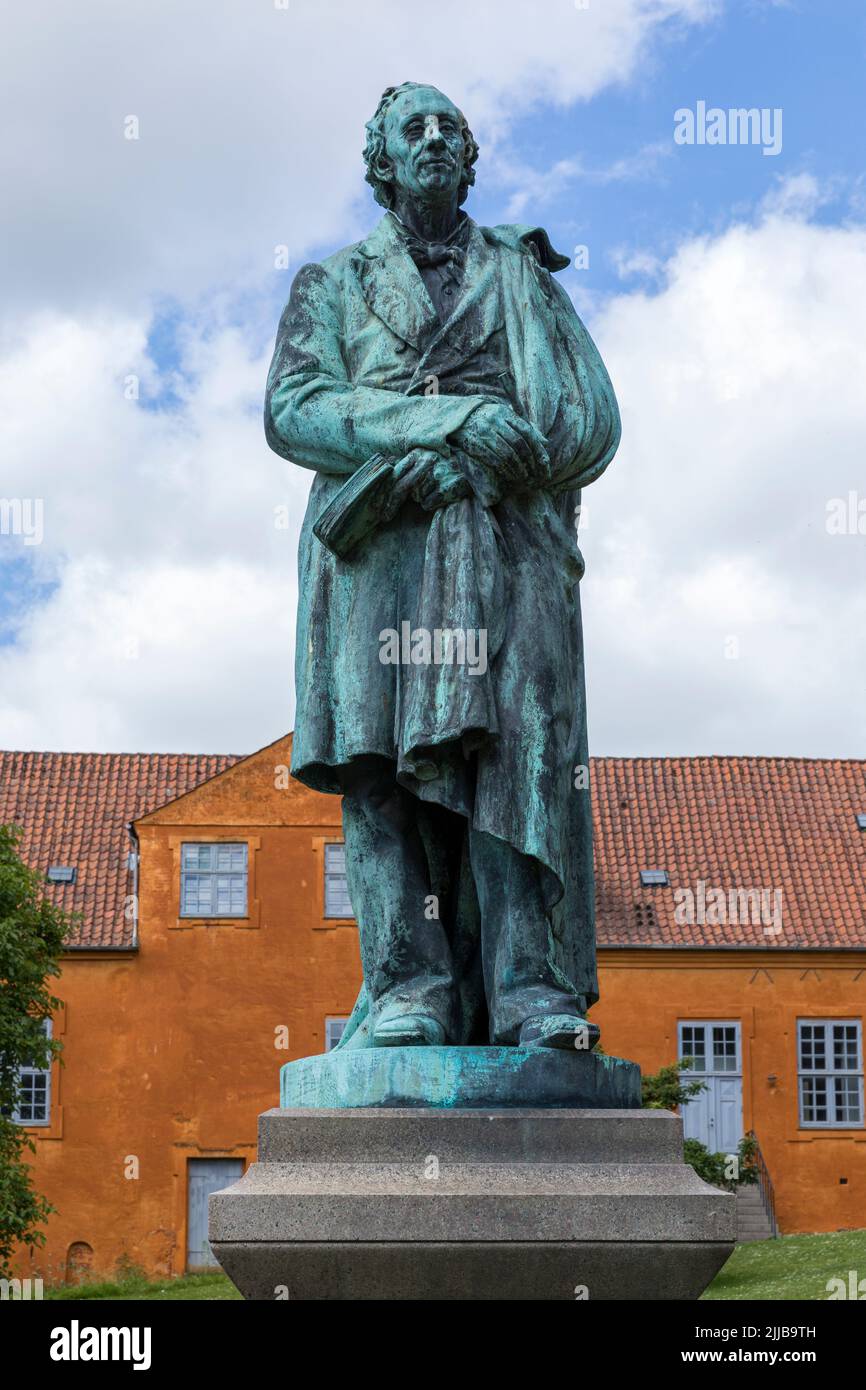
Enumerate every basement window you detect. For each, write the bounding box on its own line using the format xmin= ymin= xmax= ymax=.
xmin=640 ymin=869 xmax=669 ymax=887
xmin=47 ymin=865 xmax=76 ymax=884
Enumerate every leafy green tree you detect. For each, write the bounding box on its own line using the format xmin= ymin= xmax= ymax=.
xmin=0 ymin=823 xmax=72 ymax=1277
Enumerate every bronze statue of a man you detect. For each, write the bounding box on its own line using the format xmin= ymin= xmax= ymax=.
xmin=265 ymin=82 xmax=620 ymax=1053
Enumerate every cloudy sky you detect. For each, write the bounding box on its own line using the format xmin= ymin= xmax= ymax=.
xmin=1 ymin=0 xmax=864 ymax=758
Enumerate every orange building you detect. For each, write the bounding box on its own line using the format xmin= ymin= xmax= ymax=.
xmin=2 ymin=737 xmax=864 ymax=1284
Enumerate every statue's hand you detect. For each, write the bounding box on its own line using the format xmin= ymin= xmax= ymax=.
xmin=391 ymin=449 xmax=471 ymax=512
xmin=449 ymin=403 xmax=550 ymax=490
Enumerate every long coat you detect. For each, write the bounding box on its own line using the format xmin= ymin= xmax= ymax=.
xmin=265 ymin=212 xmax=620 ymax=1030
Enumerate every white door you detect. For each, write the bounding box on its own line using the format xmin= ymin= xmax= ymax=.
xmin=187 ymin=1158 xmax=243 ymax=1268
xmin=678 ymin=1021 xmax=743 ymax=1155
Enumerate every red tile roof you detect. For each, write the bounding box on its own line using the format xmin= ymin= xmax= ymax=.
xmin=594 ymin=757 xmax=866 ymax=949
xmin=0 ymin=751 xmax=240 ymax=948
xmin=1 ymin=748 xmax=864 ymax=951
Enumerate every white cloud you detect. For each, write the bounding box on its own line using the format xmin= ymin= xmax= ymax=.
xmin=496 ymin=141 xmax=672 ymax=220
xmin=0 ymin=312 xmax=308 ymax=751
xmin=581 ymin=186 xmax=866 ymax=755
xmin=1 ymin=0 xmax=718 ymax=316
xmin=760 ymin=171 xmax=827 ymax=219
xmin=0 ymin=558 xmax=294 ymax=753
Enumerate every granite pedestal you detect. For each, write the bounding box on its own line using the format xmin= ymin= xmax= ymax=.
xmin=209 ymin=1048 xmax=735 ymax=1300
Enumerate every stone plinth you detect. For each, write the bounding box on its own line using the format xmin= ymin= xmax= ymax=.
xmin=209 ymin=1106 xmax=736 ymax=1300
xmin=280 ymin=1044 xmax=640 ymax=1109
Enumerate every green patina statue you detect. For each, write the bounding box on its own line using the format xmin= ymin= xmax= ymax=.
xmin=265 ymin=82 xmax=621 ymax=1062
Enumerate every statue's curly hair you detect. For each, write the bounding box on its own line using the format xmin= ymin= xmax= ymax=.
xmin=363 ymin=82 xmax=479 ymax=210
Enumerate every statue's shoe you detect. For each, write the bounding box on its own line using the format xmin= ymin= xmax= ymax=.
xmin=372 ymin=1013 xmax=446 ymax=1047
xmin=518 ymin=1013 xmax=600 ymax=1051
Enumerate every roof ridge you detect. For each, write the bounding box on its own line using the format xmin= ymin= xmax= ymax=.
xmin=0 ymin=749 xmax=244 ymax=759
xmin=588 ymin=754 xmax=866 ymax=766
xmin=2 ymin=748 xmax=864 ymax=767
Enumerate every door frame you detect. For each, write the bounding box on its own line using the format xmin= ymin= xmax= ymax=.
xmin=171 ymin=1145 xmax=253 ymax=1277
xmin=677 ymin=1018 xmax=744 ymax=1154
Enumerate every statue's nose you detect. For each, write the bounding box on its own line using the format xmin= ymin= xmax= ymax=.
xmin=423 ymin=117 xmax=445 ymax=147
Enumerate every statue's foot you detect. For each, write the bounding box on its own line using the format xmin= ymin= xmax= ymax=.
xmin=518 ymin=1013 xmax=600 ymax=1051
xmin=372 ymin=1013 xmax=446 ymax=1047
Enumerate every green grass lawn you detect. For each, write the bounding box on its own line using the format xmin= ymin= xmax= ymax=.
xmin=46 ymin=1270 xmax=242 ymax=1301
xmin=42 ymin=1230 xmax=865 ymax=1300
xmin=702 ymin=1228 xmax=866 ymax=1300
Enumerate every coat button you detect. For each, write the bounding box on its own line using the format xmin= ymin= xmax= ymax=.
xmin=394 ymin=341 xmax=408 ymax=353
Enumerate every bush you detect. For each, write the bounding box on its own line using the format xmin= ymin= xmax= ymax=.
xmin=641 ymin=1057 xmax=707 ymax=1110
xmin=640 ymin=1060 xmax=759 ymax=1190
xmin=683 ymin=1136 xmax=760 ymax=1190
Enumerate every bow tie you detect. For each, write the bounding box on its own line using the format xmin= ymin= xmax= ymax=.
xmin=408 ymin=240 xmax=466 ymax=273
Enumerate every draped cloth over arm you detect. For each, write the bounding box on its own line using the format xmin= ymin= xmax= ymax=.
xmin=397 ymin=227 xmax=620 ymax=786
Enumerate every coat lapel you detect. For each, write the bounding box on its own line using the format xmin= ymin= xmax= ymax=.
xmin=350 ymin=215 xmax=439 ymax=351
xmin=351 ymin=214 xmax=505 ymax=376
xmin=408 ymin=221 xmax=502 ymax=391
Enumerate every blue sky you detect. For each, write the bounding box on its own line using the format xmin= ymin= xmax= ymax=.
xmin=1 ymin=0 xmax=864 ymax=755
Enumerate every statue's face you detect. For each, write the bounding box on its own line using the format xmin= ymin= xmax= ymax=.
xmin=383 ymin=86 xmax=465 ymax=204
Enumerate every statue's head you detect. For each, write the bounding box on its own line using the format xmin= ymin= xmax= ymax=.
xmin=363 ymin=82 xmax=479 ymax=210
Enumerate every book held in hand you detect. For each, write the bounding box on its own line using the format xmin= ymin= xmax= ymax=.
xmin=312 ymin=453 xmax=397 ymax=559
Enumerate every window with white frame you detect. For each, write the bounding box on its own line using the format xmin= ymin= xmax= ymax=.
xmin=798 ymin=1020 xmax=863 ymax=1128
xmin=679 ymin=1021 xmax=740 ymax=1074
xmin=324 ymin=842 xmax=354 ymax=919
xmin=181 ymin=843 xmax=248 ymax=918
xmin=325 ymin=1017 xmax=348 ymax=1051
xmin=13 ymin=1019 xmax=52 ymax=1126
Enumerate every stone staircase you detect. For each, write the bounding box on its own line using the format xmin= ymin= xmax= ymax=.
xmin=736 ymin=1182 xmax=775 ymax=1241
